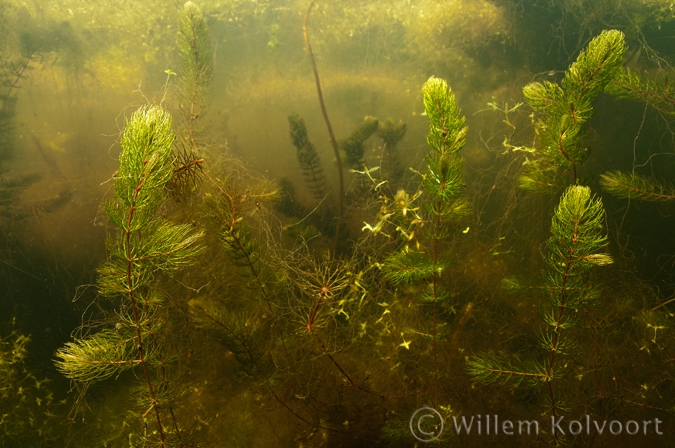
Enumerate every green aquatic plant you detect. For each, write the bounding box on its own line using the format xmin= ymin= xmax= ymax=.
xmin=302 ymin=1 xmax=344 ymax=253
xmin=0 ymin=325 xmax=62 ymax=445
xmin=200 ymin=167 xmax=278 ymax=314
xmin=190 ymin=167 xmax=374 ymax=436
xmin=376 ymin=117 xmax=407 ymax=187
xmin=170 ymin=1 xmax=212 ymax=199
xmin=606 ymin=66 xmax=675 ymax=117
xmin=288 ymin=113 xmax=327 ymax=202
xmin=600 ymin=67 xmax=675 ymax=202
xmin=55 ymin=106 xmax=205 ymax=446
xmin=518 ymin=29 xmax=626 ymax=193
xmin=177 ymin=1 xmax=213 ymax=154
xmin=274 ymin=176 xmax=308 ymax=221
xmin=468 ymin=185 xmax=612 ymax=444
xmin=600 ymin=170 xmax=675 ymax=202
xmin=287 ymin=251 xmax=356 ymax=333
xmin=364 ymin=76 xmax=470 ymax=411
xmin=340 ymin=115 xmax=379 ymax=169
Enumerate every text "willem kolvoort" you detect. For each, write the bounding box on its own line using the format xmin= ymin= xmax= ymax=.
xmin=452 ymin=414 xmax=664 ymax=436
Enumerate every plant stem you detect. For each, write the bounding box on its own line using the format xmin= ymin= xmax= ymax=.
xmin=303 ymin=1 xmax=343 ymax=254
xmin=431 ymin=196 xmax=441 ymax=410
xmin=188 ymin=25 xmax=201 ymax=153
xmin=556 ymin=133 xmax=577 ymax=184
xmin=125 ymin=171 xmax=165 ymax=444
xmin=544 ymin=212 xmax=580 ymax=444
xmin=198 ymin=308 xmax=348 ymax=433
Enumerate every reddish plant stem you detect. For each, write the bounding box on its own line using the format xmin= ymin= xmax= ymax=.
xmin=543 ymin=214 xmax=580 ymax=445
xmin=429 ymin=114 xmax=452 ymax=410
xmin=556 ymin=133 xmax=577 ymax=184
xmin=307 ymin=292 xmax=325 ymax=330
xmin=200 ymin=170 xmax=299 ymax=376
xmin=125 ymin=171 xmax=165 ymax=443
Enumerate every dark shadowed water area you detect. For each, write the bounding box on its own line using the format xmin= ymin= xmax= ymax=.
xmin=2 ymin=0 xmax=675 ymax=446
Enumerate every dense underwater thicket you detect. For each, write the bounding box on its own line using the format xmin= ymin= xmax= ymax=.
xmin=3 ymin=0 xmax=675 ymax=447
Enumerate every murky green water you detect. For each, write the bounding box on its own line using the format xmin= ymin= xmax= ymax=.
xmin=2 ymin=0 xmax=675 ymax=446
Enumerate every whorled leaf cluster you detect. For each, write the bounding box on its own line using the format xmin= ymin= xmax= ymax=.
xmin=55 ymin=106 xmax=205 ymax=446
xmin=468 ymin=186 xmax=612 ymax=420
xmin=519 ymin=29 xmax=626 ymax=193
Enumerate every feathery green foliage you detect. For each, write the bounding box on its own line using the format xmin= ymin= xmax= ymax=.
xmin=55 ymin=106 xmax=205 ymax=445
xmin=520 ymin=30 xmax=626 ymax=192
xmin=467 ymin=351 xmax=551 ymax=387
xmin=419 ymin=76 xmax=470 ymax=221
xmin=1 ymin=328 xmax=61 ymax=444
xmin=340 ymin=115 xmax=379 ymax=168
xmin=288 ymin=113 xmax=327 ymax=201
xmin=468 ymin=186 xmax=612 ymax=424
xmin=189 ymin=300 xmax=268 ymax=377
xmin=381 ymin=247 xmax=447 ymax=284
xmin=376 ymin=118 xmax=407 ymax=184
xmin=55 ymin=329 xmax=145 ymax=382
xmin=202 ymin=169 xmax=279 ymax=315
xmin=600 ymin=170 xmax=675 ymax=202
xmin=364 ymin=76 xmax=469 ymax=411
xmin=606 ymin=67 xmax=675 ymax=116
xmin=169 ymin=1 xmax=212 ymax=199
xmin=178 ymin=1 xmax=213 ymax=145
xmin=562 ymin=29 xmax=626 ymax=103
xmin=423 ymin=77 xmax=468 ymax=155
xmin=516 ymin=165 xmax=569 ymax=195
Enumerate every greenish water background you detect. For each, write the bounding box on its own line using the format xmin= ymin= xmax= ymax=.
xmin=2 ymin=0 xmax=675 ymax=446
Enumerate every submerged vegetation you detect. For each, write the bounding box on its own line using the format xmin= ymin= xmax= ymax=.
xmin=2 ymin=0 xmax=675 ymax=446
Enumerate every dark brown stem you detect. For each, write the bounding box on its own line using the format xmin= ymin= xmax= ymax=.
xmin=303 ymin=1 xmax=343 ymax=254
xmin=187 ymin=17 xmax=202 ymax=153
xmin=320 ymin=340 xmax=355 ymax=386
xmin=173 ymin=157 xmax=204 ymax=175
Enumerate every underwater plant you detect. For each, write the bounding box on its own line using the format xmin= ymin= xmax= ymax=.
xmin=515 ymin=29 xmax=626 ymax=194
xmin=55 ymin=106 xmax=205 ymax=446
xmin=606 ymin=66 xmax=675 ymax=117
xmin=340 ymin=115 xmax=379 ymax=170
xmin=286 ymin=113 xmax=344 ymax=237
xmin=376 ymin=117 xmax=407 ymax=188
xmin=0 ymin=325 xmax=63 ymax=445
xmin=302 ymin=0 xmax=344 ymax=252
xmin=177 ymin=0 xmax=212 ymax=154
xmin=288 ymin=113 xmax=328 ymax=202
xmin=600 ymin=170 xmax=675 ymax=202
xmin=468 ymin=185 xmax=613 ymax=445
xmin=364 ymin=76 xmax=471 ymax=413
xmin=169 ymin=1 xmax=212 ymax=199
xmin=601 ymin=66 xmax=675 ymax=201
